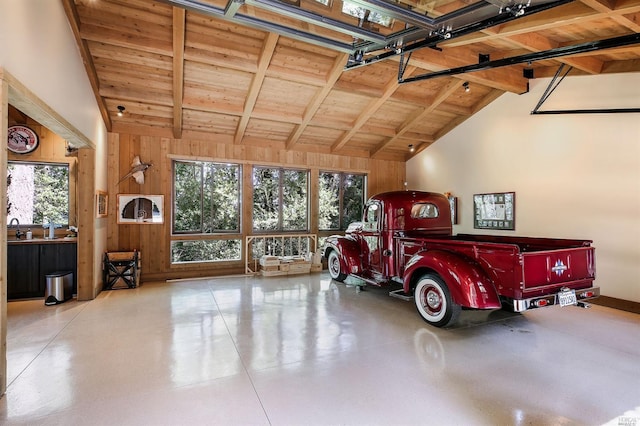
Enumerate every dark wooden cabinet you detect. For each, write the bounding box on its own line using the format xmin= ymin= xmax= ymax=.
xmin=7 ymin=241 xmax=77 ymax=300
xmin=7 ymin=244 xmax=41 ymax=299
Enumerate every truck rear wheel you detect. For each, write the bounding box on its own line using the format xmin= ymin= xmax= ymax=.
xmin=414 ymin=274 xmax=461 ymax=327
xmin=328 ymin=250 xmax=347 ymax=282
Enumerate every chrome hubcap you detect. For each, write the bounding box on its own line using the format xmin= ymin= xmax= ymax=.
xmin=426 ymin=289 xmax=441 ymax=310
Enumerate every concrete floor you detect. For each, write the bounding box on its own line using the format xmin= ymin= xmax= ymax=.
xmin=1 ymin=272 xmax=639 ymax=425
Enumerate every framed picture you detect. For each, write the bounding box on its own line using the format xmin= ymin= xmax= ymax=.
xmin=96 ymin=191 xmax=108 ymax=218
xmin=117 ymin=194 xmax=164 ymax=224
xmin=447 ymin=194 xmax=458 ymax=225
xmin=473 ymin=192 xmax=515 ymax=230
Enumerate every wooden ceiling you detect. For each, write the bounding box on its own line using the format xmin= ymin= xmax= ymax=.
xmin=61 ymin=0 xmax=640 ymax=161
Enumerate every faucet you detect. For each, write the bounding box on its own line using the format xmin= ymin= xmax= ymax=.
xmin=43 ymin=221 xmax=57 ymax=239
xmin=9 ymin=218 xmax=24 ymax=239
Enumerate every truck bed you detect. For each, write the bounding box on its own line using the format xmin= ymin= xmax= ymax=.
xmin=396 ymin=231 xmax=595 ymax=301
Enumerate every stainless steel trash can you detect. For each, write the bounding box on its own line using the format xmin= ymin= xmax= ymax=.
xmin=45 ymin=271 xmax=73 ymax=306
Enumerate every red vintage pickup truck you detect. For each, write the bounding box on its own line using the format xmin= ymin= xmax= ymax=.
xmin=322 ymin=191 xmax=599 ymax=327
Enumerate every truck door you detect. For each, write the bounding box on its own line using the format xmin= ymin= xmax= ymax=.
xmin=361 ymin=201 xmax=383 ymax=276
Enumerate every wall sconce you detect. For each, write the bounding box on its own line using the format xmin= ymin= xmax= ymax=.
xmin=408 ymin=144 xmax=415 ymax=153
xmin=463 ymin=82 xmax=470 ymax=93
xmin=117 ymin=105 xmax=126 ymax=117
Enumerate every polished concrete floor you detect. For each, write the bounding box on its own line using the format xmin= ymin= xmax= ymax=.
xmin=1 ymin=272 xmax=639 ymax=425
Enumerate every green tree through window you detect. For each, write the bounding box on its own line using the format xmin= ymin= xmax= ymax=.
xmin=319 ymin=172 xmax=365 ymax=231
xmin=253 ymin=167 xmax=308 ymax=232
xmin=172 ymin=160 xmax=241 ymax=263
xmin=173 ymin=161 xmax=240 ymax=234
xmin=7 ymin=162 xmax=69 ymax=226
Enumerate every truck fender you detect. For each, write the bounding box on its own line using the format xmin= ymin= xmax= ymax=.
xmin=323 ymin=235 xmax=362 ymax=275
xmin=403 ymin=250 xmax=501 ymax=309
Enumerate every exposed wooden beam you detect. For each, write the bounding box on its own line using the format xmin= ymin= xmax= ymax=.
xmin=285 ymin=53 xmax=348 ymax=149
xmin=331 ymin=66 xmax=417 ymax=153
xmin=508 ymin=33 xmax=604 ymax=74
xmin=172 ymin=7 xmax=186 ymax=139
xmin=61 ymin=0 xmax=111 ymax=131
xmin=234 ymin=33 xmax=279 ymax=144
xmin=371 ymin=78 xmax=460 ymax=158
xmin=404 ymin=48 xmax=529 ymax=94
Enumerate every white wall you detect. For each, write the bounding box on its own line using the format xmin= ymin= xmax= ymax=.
xmin=0 ymin=0 xmax=108 ymax=289
xmin=407 ymin=73 xmax=640 ymax=303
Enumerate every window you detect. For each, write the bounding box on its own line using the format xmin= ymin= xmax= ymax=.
xmin=171 ymin=239 xmax=241 ymax=263
xmin=319 ymin=172 xmax=365 ymax=231
xmin=7 ymin=162 xmax=69 ymax=226
xmin=172 ymin=160 xmax=241 ymax=264
xmin=173 ymin=161 xmax=241 ymax=234
xmin=342 ymin=0 xmax=392 ymax=27
xmin=411 ymin=203 xmax=439 ymax=219
xmin=253 ymin=167 xmax=308 ymax=232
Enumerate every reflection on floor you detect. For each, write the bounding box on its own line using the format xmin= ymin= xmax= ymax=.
xmin=1 ymin=273 xmax=639 ymax=425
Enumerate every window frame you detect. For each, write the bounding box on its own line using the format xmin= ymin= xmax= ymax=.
xmin=172 ymin=160 xmax=242 ymax=236
xmin=318 ymin=170 xmax=366 ymax=232
xmin=252 ymin=166 xmax=310 ymax=234
xmin=7 ymin=160 xmax=71 ymax=228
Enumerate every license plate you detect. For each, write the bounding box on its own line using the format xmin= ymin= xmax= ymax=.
xmin=558 ymin=289 xmax=577 ymax=307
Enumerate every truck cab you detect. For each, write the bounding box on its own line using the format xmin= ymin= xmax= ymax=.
xmin=325 ymin=191 xmax=453 ymax=284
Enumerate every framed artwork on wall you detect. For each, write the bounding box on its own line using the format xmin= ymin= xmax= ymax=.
xmin=96 ymin=191 xmax=108 ymax=218
xmin=117 ymin=194 xmax=164 ymax=224
xmin=445 ymin=193 xmax=458 ymax=225
xmin=473 ymin=192 xmax=515 ymax=230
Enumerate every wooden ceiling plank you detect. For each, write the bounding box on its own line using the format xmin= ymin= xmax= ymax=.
xmin=61 ymin=0 xmax=112 ymax=131
xmin=80 ymin=23 xmax=173 ymax=56
xmin=285 ymin=53 xmax=349 ymax=149
xmin=330 ymin=66 xmax=417 ymax=153
xmin=173 ymin=7 xmax=186 ymax=139
xmin=371 ymin=78 xmax=461 ymax=158
xmin=235 ymin=33 xmax=279 ymax=144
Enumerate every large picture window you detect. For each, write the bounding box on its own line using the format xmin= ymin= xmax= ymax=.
xmin=173 ymin=161 xmax=241 ymax=234
xmin=253 ymin=167 xmax=308 ymax=232
xmin=319 ymin=172 xmax=365 ymax=231
xmin=7 ymin=162 xmax=69 ymax=226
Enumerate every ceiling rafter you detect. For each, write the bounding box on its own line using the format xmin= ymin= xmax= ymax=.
xmin=61 ymin=0 xmax=111 ymax=131
xmin=234 ymin=32 xmax=279 ymax=144
xmin=331 ymin=65 xmax=418 ymax=153
xmin=285 ymin=53 xmax=349 ymax=149
xmin=172 ymin=7 xmax=186 ymax=139
xmin=371 ymin=78 xmax=461 ymax=158
xmin=401 ymin=49 xmax=529 ymax=94
xmin=507 ymin=33 xmax=604 ymax=74
xmin=578 ymin=0 xmax=640 ymax=32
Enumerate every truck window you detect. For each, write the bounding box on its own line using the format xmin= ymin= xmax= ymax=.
xmin=411 ymin=203 xmax=439 ymax=219
xmin=363 ymin=203 xmax=380 ymax=231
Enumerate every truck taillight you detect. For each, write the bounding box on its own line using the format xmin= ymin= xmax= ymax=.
xmin=534 ymin=299 xmax=548 ymax=307
xmin=580 ymin=291 xmax=594 ymax=298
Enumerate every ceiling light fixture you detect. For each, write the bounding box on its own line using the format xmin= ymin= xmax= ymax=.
xmin=117 ymin=105 xmax=126 ymax=117
xmin=408 ymin=144 xmax=415 ymax=153
xmin=463 ymin=81 xmax=470 ymax=93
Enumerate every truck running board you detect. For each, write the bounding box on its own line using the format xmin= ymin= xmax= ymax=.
xmin=389 ymin=289 xmax=414 ymax=301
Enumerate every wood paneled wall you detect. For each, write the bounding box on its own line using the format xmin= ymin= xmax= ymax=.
xmin=107 ymin=133 xmax=406 ymax=281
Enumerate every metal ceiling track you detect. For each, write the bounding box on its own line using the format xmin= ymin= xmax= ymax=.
xmin=345 ymin=0 xmax=573 ymax=70
xmin=531 ymin=64 xmax=640 ymax=114
xmin=157 ymin=0 xmax=570 ymax=60
xmin=398 ymin=32 xmax=640 ymax=84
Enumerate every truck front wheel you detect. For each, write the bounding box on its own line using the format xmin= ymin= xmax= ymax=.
xmin=414 ymin=274 xmax=461 ymax=327
xmin=328 ymin=250 xmax=347 ymax=282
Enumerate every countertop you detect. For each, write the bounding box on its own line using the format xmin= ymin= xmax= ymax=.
xmin=8 ymin=237 xmax=77 ymax=245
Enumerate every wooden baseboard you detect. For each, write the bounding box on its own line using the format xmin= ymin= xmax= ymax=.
xmin=589 ymin=296 xmax=640 ymax=315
